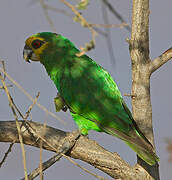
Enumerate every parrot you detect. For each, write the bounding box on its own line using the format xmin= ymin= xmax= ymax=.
xmin=23 ymin=32 xmax=159 ymax=165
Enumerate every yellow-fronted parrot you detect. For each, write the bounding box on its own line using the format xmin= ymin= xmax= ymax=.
xmin=23 ymin=32 xmax=159 ymax=165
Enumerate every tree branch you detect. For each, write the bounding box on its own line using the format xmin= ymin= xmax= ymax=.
xmin=129 ymin=0 xmax=160 ymax=179
xmin=149 ymin=47 xmax=172 ymax=74
xmin=130 ymin=0 xmax=152 ymax=145
xmin=0 ymin=120 xmax=153 ymax=180
xmin=21 ymin=131 xmax=80 ymax=180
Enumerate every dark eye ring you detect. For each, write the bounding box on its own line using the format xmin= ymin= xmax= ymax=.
xmin=32 ymin=39 xmax=44 ymax=49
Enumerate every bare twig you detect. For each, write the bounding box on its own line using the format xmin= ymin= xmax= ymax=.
xmin=102 ymin=0 xmax=131 ymax=32
xmin=90 ymin=22 xmax=128 ymax=29
xmin=38 ymin=0 xmax=127 ymax=46
xmin=166 ymin=138 xmax=172 ymax=162
xmin=22 ymin=148 xmax=67 ymax=180
xmin=39 ymin=140 xmax=43 ymax=180
xmin=0 ymin=84 xmax=13 ymax=89
xmin=22 ymin=130 xmax=79 ymax=180
xmin=44 ymin=4 xmax=72 ymax=17
xmin=0 ymin=141 xmax=15 ymax=168
xmin=24 ymin=92 xmax=40 ymax=119
xmin=0 ymin=75 xmax=28 ymax=180
xmin=63 ymin=153 xmax=107 ymax=180
xmin=92 ymin=27 xmax=107 ymax=37
xmin=0 ymin=60 xmax=6 ymax=79
xmin=60 ymin=0 xmax=97 ymax=56
xmin=123 ymin=93 xmax=136 ymax=98
xmin=101 ymin=2 xmax=116 ymax=66
xmin=40 ymin=0 xmax=56 ymax=32
xmin=9 ymin=95 xmax=25 ymax=119
xmin=149 ymin=47 xmax=172 ymax=74
xmin=0 ymin=67 xmax=65 ymax=125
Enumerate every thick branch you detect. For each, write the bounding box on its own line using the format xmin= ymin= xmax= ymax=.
xmin=0 ymin=121 xmax=153 ymax=180
xmin=149 ymin=47 xmax=172 ymax=74
xmin=130 ymin=0 xmax=150 ymax=61
xmin=130 ymin=0 xmax=160 ymax=179
xmin=130 ymin=0 xmax=152 ymax=147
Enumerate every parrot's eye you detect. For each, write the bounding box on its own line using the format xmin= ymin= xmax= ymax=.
xmin=32 ymin=39 xmax=44 ymax=49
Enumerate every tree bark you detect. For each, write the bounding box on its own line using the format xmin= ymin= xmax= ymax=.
xmin=129 ymin=0 xmax=160 ymax=179
xmin=0 ymin=120 xmax=154 ymax=180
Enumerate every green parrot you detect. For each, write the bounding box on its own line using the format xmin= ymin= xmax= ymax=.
xmin=23 ymin=32 xmax=159 ymax=165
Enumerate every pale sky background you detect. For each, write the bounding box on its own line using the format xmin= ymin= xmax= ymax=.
xmin=0 ymin=0 xmax=172 ymax=179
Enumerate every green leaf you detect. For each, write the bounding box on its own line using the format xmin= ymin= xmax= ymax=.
xmin=76 ymin=0 xmax=89 ymax=10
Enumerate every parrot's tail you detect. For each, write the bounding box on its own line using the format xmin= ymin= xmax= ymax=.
xmin=125 ymin=141 xmax=159 ymax=165
xmin=100 ymin=124 xmax=159 ymax=166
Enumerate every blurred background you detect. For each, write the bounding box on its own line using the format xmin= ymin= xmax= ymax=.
xmin=0 ymin=0 xmax=172 ymax=179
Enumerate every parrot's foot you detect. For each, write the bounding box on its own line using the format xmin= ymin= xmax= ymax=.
xmin=54 ymin=93 xmax=68 ymax=112
xmin=79 ymin=128 xmax=89 ymax=136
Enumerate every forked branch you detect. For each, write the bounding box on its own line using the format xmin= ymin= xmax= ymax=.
xmin=149 ymin=47 xmax=172 ymax=74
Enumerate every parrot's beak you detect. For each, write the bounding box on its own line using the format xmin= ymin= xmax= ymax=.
xmin=23 ymin=45 xmax=39 ymax=63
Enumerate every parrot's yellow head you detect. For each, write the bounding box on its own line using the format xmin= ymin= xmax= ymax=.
xmin=23 ymin=32 xmax=79 ymax=64
xmin=23 ymin=34 xmax=49 ymax=63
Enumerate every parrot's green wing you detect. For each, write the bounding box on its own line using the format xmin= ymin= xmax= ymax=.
xmin=58 ymin=55 xmax=131 ymax=131
xmin=56 ymin=55 xmax=139 ymax=134
xmin=57 ymin=55 xmax=159 ymax=165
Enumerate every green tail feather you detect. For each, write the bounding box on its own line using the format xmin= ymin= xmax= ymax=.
xmin=100 ymin=125 xmax=159 ymax=166
xmin=125 ymin=141 xmax=160 ymax=165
